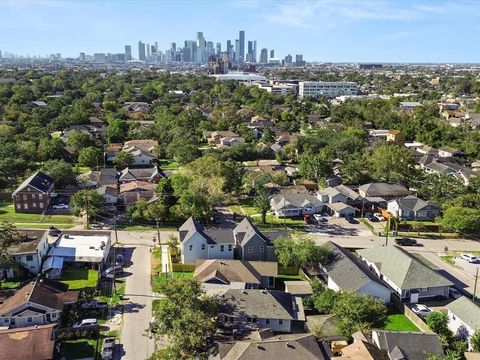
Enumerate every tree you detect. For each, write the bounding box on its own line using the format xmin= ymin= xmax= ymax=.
xmin=37 ymin=137 xmax=64 ymax=161
xmin=220 ymin=160 xmax=244 ymax=194
xmin=312 ymin=287 xmax=339 ymax=314
xmin=254 ymin=189 xmax=271 ymax=224
xmin=70 ymin=190 xmax=104 ymax=227
xmin=242 ymin=170 xmax=271 ymax=194
xmin=113 ymin=151 xmax=134 ymax=169
xmin=0 ymin=222 xmax=22 ymax=284
xmin=67 ymin=132 xmax=94 ymax=152
xmin=425 ymin=312 xmax=450 ymax=337
xmin=149 ymin=277 xmax=218 ymax=359
xmin=471 ymin=329 xmax=480 ymax=352
xmin=332 ymin=292 xmax=387 ymax=338
xmin=78 ymin=146 xmax=102 ymax=168
xmin=41 ymin=159 xmax=76 ymax=188
xmin=273 ymin=235 xmax=330 ymax=268
xmin=370 ymin=144 xmax=414 ymax=184
xmin=156 ymin=178 xmax=177 ymax=210
xmin=299 ymin=150 xmax=333 ymax=182
xmin=442 ymin=207 xmax=480 ymax=235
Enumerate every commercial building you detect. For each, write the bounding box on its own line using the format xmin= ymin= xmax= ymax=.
xmin=138 ymin=40 xmax=146 ymax=61
xmin=298 ymin=81 xmax=358 ymax=98
xmin=125 ymin=45 xmax=132 ymax=61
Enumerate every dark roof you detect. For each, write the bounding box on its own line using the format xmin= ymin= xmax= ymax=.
xmin=393 ymin=195 xmax=439 ymax=212
xmin=13 ymin=172 xmax=54 ymax=195
xmin=0 ymin=323 xmax=55 ymax=360
xmin=179 ymin=217 xmax=234 ymax=245
xmin=358 ymin=183 xmax=410 ymax=198
xmin=216 ymin=334 xmax=326 ymax=360
xmin=9 ymin=230 xmax=48 ymax=255
xmin=322 ymin=241 xmax=391 ymax=293
xmin=0 ymin=278 xmax=78 ymax=316
xmin=373 ymin=331 xmax=444 ymax=360
xmin=234 ymin=218 xmax=272 ymax=246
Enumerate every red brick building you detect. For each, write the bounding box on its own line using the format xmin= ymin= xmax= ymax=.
xmin=12 ymin=172 xmax=54 ymax=213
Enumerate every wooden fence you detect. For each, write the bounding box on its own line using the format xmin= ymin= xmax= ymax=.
xmin=390 ymin=295 xmax=434 ymax=334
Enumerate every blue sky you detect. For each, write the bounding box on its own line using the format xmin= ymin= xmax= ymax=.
xmin=1 ymin=0 xmax=480 ymax=62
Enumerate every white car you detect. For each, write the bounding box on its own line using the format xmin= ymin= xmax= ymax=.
xmin=460 ymin=253 xmax=478 ymax=263
xmin=373 ymin=213 xmax=385 ymax=221
xmin=411 ymin=304 xmax=432 ymax=318
xmin=449 ymin=288 xmax=462 ymax=299
xmin=313 ymin=214 xmax=328 ymax=222
xmin=73 ymin=318 xmax=97 ymax=328
xmin=53 ymin=203 xmax=69 ymax=210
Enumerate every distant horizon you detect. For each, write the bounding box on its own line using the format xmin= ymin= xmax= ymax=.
xmin=1 ymin=0 xmax=480 ymax=62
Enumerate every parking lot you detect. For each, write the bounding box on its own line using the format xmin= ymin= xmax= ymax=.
xmin=306 ymin=216 xmax=373 ymax=237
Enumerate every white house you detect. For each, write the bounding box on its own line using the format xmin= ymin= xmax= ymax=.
xmin=326 ymin=202 xmax=356 ymax=218
xmin=446 ymin=296 xmax=480 ymax=350
xmin=270 ymin=194 xmax=323 ymax=218
xmin=387 ymin=195 xmax=440 ymax=221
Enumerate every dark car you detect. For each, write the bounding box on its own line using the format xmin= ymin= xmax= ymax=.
xmin=395 ymin=237 xmax=417 ymax=246
xmin=346 ymin=217 xmax=358 ymax=224
xmin=365 ymin=213 xmax=377 ymax=222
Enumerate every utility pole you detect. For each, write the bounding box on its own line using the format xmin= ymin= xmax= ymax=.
xmin=474 ymin=267 xmax=479 ymax=301
xmin=113 ymin=217 xmax=119 ymax=245
xmin=156 ymin=219 xmax=161 ymax=246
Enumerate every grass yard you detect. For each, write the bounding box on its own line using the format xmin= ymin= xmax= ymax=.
xmin=61 ymin=339 xmax=98 ymax=359
xmin=152 ymin=271 xmax=193 ymax=293
xmin=0 ymin=202 xmax=75 ymax=228
xmin=274 ymin=274 xmax=302 ymax=291
xmin=383 ymin=312 xmax=420 ymax=332
xmin=441 ymin=256 xmax=455 ymax=265
xmin=0 ymin=280 xmax=22 ymax=289
xmin=59 ymin=268 xmax=99 ymax=290
xmin=158 ymin=159 xmax=180 ymax=170
xmin=152 ymin=247 xmax=162 ymax=276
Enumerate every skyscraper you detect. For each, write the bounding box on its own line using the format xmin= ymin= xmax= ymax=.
xmin=270 ymin=49 xmax=275 ymax=59
xmin=285 ymin=54 xmax=293 ymax=66
xmin=146 ymin=44 xmax=151 ymax=58
xmin=260 ymin=48 xmax=268 ymax=63
xmin=247 ymin=41 xmax=253 ymax=62
xmin=253 ymin=41 xmax=257 ymax=63
xmin=235 ymin=39 xmax=240 ymax=63
xmin=138 ymin=41 xmax=146 ymax=61
xmin=216 ymin=42 xmax=221 ymax=55
xmin=295 ymin=54 xmax=305 ymax=66
xmin=125 ymin=45 xmax=132 ymax=61
xmin=239 ymin=30 xmax=245 ymax=64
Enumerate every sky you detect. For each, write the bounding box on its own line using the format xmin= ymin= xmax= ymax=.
xmin=1 ymin=0 xmax=480 ymax=63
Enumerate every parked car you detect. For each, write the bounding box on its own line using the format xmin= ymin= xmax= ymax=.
xmin=365 ymin=212 xmax=377 ymax=222
xmin=373 ymin=213 xmax=385 ymax=221
xmin=313 ymin=214 xmax=328 ymax=222
xmin=53 ymin=203 xmax=69 ymax=210
xmin=80 ymin=300 xmax=108 ymax=310
xmin=90 ymin=223 xmax=102 ymax=229
xmin=395 ymin=237 xmax=417 ymax=246
xmin=412 ymin=304 xmax=432 ymax=318
xmin=73 ymin=318 xmax=97 ymax=328
xmin=102 ymin=265 xmax=123 ymax=278
xmin=460 ymin=253 xmax=478 ymax=263
xmin=103 ymin=337 xmax=115 ymax=349
xmin=304 ymin=215 xmax=312 ymax=224
xmin=346 ymin=217 xmax=358 ymax=224
xmin=449 ymin=288 xmax=462 ymax=299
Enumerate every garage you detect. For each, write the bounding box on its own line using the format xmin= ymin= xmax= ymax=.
xmin=326 ymin=202 xmax=356 ymax=218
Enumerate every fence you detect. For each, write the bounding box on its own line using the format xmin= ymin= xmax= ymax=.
xmin=390 ymin=295 xmax=434 ymax=334
xmin=172 ymin=263 xmax=196 ymax=272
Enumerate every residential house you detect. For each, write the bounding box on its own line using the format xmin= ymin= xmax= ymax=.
xmin=454 ymin=168 xmax=477 ymax=186
xmin=320 ymin=242 xmax=391 ymax=304
xmin=213 ymin=333 xmax=325 ymax=360
xmin=122 ymin=140 xmax=158 ymax=166
xmin=0 ymin=278 xmax=78 ymax=329
xmin=179 ymin=217 xmax=235 ymax=264
xmin=386 ymin=130 xmax=405 ymax=142
xmin=233 ymin=218 xmax=280 ymax=262
xmin=357 ymin=183 xmax=410 ymax=200
xmin=326 ymin=203 xmax=356 ymax=218
xmin=27 ymin=101 xmax=47 ymax=109
xmin=0 ymin=323 xmax=56 ymax=360
xmin=1 ymin=230 xmax=49 ymax=279
xmin=284 ymin=281 xmax=313 ymax=298
xmin=218 ymin=289 xmax=305 ymax=333
xmin=77 ymin=168 xmax=119 ymax=188
xmin=48 ymin=231 xmax=112 ymax=267
xmin=124 ymin=101 xmax=150 ymax=114
xmin=270 ymin=194 xmax=323 ymax=218
xmin=194 ymin=259 xmax=278 ymax=291
xmin=371 ymin=330 xmax=444 ymax=360
xmin=218 ymin=136 xmax=246 ymax=148
xmin=446 ymin=296 xmax=480 ymax=350
xmin=208 ymin=131 xmax=240 ymax=146
xmin=387 ymin=195 xmax=440 ymax=221
xmin=317 ymin=185 xmax=360 ymax=205
xmin=12 ymin=172 xmax=54 ymax=214
xmin=118 ymin=166 xmax=164 ymax=184
xmin=332 ymin=331 xmax=384 ymax=359
xmin=358 ymin=246 xmax=452 ymax=303
xmin=96 ymin=185 xmax=119 ymax=205
xmin=416 ymin=145 xmax=439 ymax=156
xmin=438 ymin=146 xmax=464 ymax=158
xmin=105 ymin=143 xmax=123 ymax=164
xmin=399 ymin=101 xmax=422 ymax=111
xmin=119 ymin=181 xmax=156 ymax=209
xmin=420 ymin=158 xmax=458 ymax=176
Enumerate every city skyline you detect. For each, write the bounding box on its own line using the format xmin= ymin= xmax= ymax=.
xmin=1 ymin=0 xmax=480 ymax=62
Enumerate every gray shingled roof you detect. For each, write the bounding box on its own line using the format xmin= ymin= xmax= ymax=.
xmin=322 ymin=242 xmax=390 ymax=293
xmin=358 ymin=183 xmax=410 ymax=198
xmin=393 ymin=195 xmax=439 ymax=212
xmin=446 ymin=296 xmax=480 ymax=330
xmin=271 ymin=194 xmax=322 ymax=210
xmin=373 ymin=331 xmax=444 ymax=360
xmin=13 ymin=172 xmax=54 ymax=196
xmin=358 ymin=246 xmax=452 ymax=289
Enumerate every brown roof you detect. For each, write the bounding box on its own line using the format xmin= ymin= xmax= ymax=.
xmin=194 ymin=260 xmax=277 ymax=285
xmin=0 ymin=279 xmax=78 ymax=316
xmin=10 ymin=230 xmax=48 ymax=255
xmin=0 ymin=323 xmax=55 ymax=360
xmin=332 ymin=339 xmax=385 ymax=360
xmin=119 ymin=181 xmax=156 ymax=193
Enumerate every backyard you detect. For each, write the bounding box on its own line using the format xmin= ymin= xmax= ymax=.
xmin=59 ymin=268 xmax=99 ymax=290
xmin=0 ymin=279 xmax=22 ymax=289
xmin=383 ymin=312 xmax=420 ymax=332
xmin=60 ymin=338 xmax=99 ymax=359
xmin=274 ymin=274 xmax=303 ymax=291
xmin=152 ymin=271 xmax=193 ymax=293
xmin=0 ymin=202 xmax=76 ymax=229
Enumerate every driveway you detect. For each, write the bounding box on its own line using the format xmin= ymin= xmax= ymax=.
xmin=117 ymin=231 xmax=156 ymax=360
xmin=307 ymin=217 xmax=373 ymax=237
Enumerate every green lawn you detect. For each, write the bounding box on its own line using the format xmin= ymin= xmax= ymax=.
xmin=158 ymin=159 xmax=180 ymax=170
xmin=59 ymin=268 xmax=99 ymax=290
xmin=152 ymin=271 xmax=193 ymax=293
xmin=441 ymin=256 xmax=455 ymax=265
xmin=0 ymin=202 xmax=75 ymax=228
xmin=384 ymin=313 xmax=420 ymax=332
xmin=274 ymin=274 xmax=302 ymax=291
xmin=0 ymin=280 xmax=22 ymax=289
xmin=61 ymin=339 xmax=98 ymax=359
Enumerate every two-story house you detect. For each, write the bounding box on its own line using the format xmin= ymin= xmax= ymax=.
xmin=387 ymin=195 xmax=441 ymax=221
xmin=122 ymin=139 xmax=158 ymax=166
xmin=270 ymin=194 xmax=323 ymax=218
xmin=12 ymin=172 xmax=54 ymax=214
xmin=233 ymin=218 xmax=278 ymax=261
xmin=446 ymin=296 xmax=480 ymax=350
xmin=0 ymin=278 xmax=78 ymax=329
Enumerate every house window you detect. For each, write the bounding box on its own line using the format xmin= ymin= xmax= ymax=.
xmin=421 ymin=287 xmax=428 ymax=292
xmin=16 ymin=204 xmax=20 ymax=209
xmin=26 ymin=255 xmax=33 ymax=261
xmin=3 ymin=318 xmax=9 ymax=325
xmin=228 ymin=244 xmax=232 ymax=251
xmin=33 ymin=203 xmax=37 ymax=208
xmin=248 ymin=246 xmax=253 ymax=253
xmin=24 ymin=204 xmax=28 ymax=210
xmin=279 ymin=319 xmax=284 ymax=325
xmin=27 ymin=317 xmax=33 ymax=323
xmin=39 ymin=203 xmax=44 ymax=209
xmin=189 ymin=245 xmax=193 ymax=251
xmin=39 ymin=194 xmax=43 ymax=200
xmin=260 ymin=246 xmax=265 ymax=253
xmin=23 ymin=195 xmax=27 ymax=200
xmin=51 ymin=313 xmax=57 ymax=319
xmin=220 ymin=245 xmax=224 ymax=252
xmin=265 ymin=318 xmax=270 ymax=325
xmin=201 ymin=244 xmax=205 ymax=250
